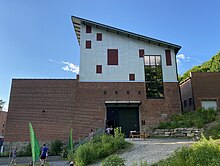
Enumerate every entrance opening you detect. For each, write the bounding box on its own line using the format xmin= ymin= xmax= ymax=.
xmin=106 ymin=107 xmax=139 ymax=137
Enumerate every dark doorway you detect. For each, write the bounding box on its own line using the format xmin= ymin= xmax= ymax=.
xmin=106 ymin=107 xmax=139 ymax=137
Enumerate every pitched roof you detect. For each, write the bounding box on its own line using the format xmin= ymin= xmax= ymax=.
xmin=71 ymin=16 xmax=181 ymax=54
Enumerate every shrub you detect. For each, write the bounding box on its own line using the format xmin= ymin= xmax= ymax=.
xmin=156 ymin=108 xmax=216 ymax=129
xmin=73 ymin=127 xmax=126 ymax=166
xmin=50 ymin=140 xmax=63 ymax=155
xmin=153 ymin=136 xmax=220 ymax=166
xmin=204 ymin=123 xmax=220 ymax=139
xmin=102 ymin=154 xmax=125 ymax=166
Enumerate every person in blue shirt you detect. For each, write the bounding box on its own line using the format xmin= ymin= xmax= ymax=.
xmin=40 ymin=144 xmax=49 ymax=166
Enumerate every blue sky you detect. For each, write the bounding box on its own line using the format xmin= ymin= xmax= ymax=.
xmin=1 ymin=0 xmax=220 ymax=111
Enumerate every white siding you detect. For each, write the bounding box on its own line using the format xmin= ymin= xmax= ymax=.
xmin=79 ymin=24 xmax=178 ymax=82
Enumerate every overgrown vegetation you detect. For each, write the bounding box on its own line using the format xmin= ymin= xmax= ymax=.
xmin=156 ymin=108 xmax=216 ymax=129
xmin=50 ymin=140 xmax=63 ymax=156
xmin=204 ymin=123 xmax=220 ymax=140
xmin=179 ymin=51 xmax=220 ymax=82
xmin=68 ymin=127 xmax=127 ymax=166
xmin=102 ymin=154 xmax=125 ymax=166
xmin=153 ymin=136 xmax=220 ymax=166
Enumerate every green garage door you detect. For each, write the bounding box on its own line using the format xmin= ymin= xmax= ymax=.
xmin=106 ymin=107 xmax=139 ymax=137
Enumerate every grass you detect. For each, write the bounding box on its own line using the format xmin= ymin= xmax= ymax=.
xmin=156 ymin=108 xmax=217 ymax=129
xmin=153 ymin=136 xmax=220 ymax=166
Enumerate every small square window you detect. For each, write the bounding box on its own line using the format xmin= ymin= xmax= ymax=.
xmin=86 ymin=41 xmax=91 ymax=49
xmin=97 ymin=33 xmax=102 ymax=41
xmin=86 ymin=25 xmax=91 ymax=33
xmin=107 ymin=49 xmax=118 ymax=65
xmin=96 ymin=65 xmax=102 ymax=74
xmin=139 ymin=49 xmax=144 ymax=57
xmin=129 ymin=74 xmax=135 ymax=81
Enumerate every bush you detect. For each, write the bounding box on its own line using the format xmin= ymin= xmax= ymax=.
xmin=102 ymin=154 xmax=125 ymax=166
xmin=153 ymin=136 xmax=220 ymax=166
xmin=156 ymin=108 xmax=216 ymax=129
xmin=50 ymin=140 xmax=63 ymax=156
xmin=73 ymin=127 xmax=126 ymax=166
xmin=204 ymin=123 xmax=220 ymax=139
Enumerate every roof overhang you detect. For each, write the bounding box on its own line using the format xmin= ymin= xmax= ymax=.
xmin=71 ymin=16 xmax=181 ymax=54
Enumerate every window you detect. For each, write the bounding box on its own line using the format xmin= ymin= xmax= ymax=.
xmin=184 ymin=100 xmax=188 ymax=108
xmin=107 ymin=49 xmax=118 ymax=65
xmin=139 ymin=49 xmax=144 ymax=58
xmin=86 ymin=25 xmax=91 ymax=33
xmin=129 ymin=74 xmax=135 ymax=81
xmin=86 ymin=40 xmax=91 ymax=49
xmin=144 ymin=55 xmax=164 ymax=98
xmin=189 ymin=98 xmax=193 ymax=106
xmin=165 ymin=50 xmax=172 ymax=66
xmin=96 ymin=65 xmax=102 ymax=74
xmin=97 ymin=33 xmax=102 ymax=41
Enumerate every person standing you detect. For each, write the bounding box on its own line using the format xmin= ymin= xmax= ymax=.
xmin=10 ymin=146 xmax=17 ymax=165
xmin=40 ymin=144 xmax=49 ymax=166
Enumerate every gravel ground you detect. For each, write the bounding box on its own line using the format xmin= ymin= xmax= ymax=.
xmin=89 ymin=138 xmax=194 ymax=166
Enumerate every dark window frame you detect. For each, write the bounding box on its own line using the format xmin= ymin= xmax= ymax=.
xmin=97 ymin=33 xmax=102 ymax=41
xmin=86 ymin=40 xmax=91 ymax=49
xmin=139 ymin=49 xmax=144 ymax=58
xmin=144 ymin=55 xmax=164 ymax=99
xmin=107 ymin=49 xmax=118 ymax=65
xmin=96 ymin=65 xmax=102 ymax=74
xmin=129 ymin=74 xmax=135 ymax=81
xmin=86 ymin=25 xmax=91 ymax=33
xmin=165 ymin=50 xmax=172 ymax=66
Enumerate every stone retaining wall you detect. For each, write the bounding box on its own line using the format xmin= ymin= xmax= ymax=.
xmin=153 ymin=128 xmax=204 ymax=139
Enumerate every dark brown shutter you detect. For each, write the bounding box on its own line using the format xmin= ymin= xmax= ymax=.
xmin=139 ymin=49 xmax=144 ymax=57
xmin=86 ymin=25 xmax=91 ymax=33
xmin=86 ymin=41 xmax=91 ymax=49
xmin=96 ymin=65 xmax=102 ymax=74
xmin=165 ymin=50 xmax=172 ymax=66
xmin=97 ymin=33 xmax=102 ymax=41
xmin=129 ymin=74 xmax=135 ymax=81
xmin=107 ymin=49 xmax=118 ymax=65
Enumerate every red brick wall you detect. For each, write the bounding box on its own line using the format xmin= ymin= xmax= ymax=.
xmin=5 ymin=79 xmax=77 ymax=142
xmin=5 ymin=80 xmax=181 ymax=142
xmin=191 ymin=72 xmax=220 ymax=110
xmin=0 ymin=111 xmax=7 ymax=136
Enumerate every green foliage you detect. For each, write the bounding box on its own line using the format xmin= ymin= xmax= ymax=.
xmin=153 ymin=136 xmax=220 ymax=166
xmin=16 ymin=143 xmax=32 ymax=157
xmin=156 ymin=108 xmax=216 ymax=129
xmin=102 ymin=154 xmax=125 ymax=166
xmin=72 ymin=127 xmax=126 ymax=166
xmin=0 ymin=151 xmax=9 ymax=157
xmin=132 ymin=160 xmax=148 ymax=166
xmin=179 ymin=51 xmax=220 ymax=82
xmin=50 ymin=140 xmax=63 ymax=156
xmin=204 ymin=123 xmax=220 ymax=140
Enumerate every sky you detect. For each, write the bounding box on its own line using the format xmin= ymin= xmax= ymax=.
xmin=1 ymin=0 xmax=220 ymax=111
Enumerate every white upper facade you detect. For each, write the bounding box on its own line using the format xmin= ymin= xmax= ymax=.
xmin=72 ymin=16 xmax=181 ymax=83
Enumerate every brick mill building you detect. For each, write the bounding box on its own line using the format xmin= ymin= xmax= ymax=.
xmin=5 ymin=16 xmax=181 ymax=143
xmin=180 ymin=72 xmax=220 ymax=111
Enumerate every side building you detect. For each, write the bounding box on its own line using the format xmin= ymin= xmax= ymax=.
xmin=180 ymin=72 xmax=220 ymax=111
xmin=5 ymin=16 xmax=182 ymax=143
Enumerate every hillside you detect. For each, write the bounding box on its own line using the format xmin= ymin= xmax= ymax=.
xmin=179 ymin=51 xmax=220 ymax=82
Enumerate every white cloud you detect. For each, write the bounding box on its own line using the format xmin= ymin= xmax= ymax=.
xmin=61 ymin=61 xmax=79 ymax=74
xmin=177 ymin=54 xmax=186 ymax=59
xmin=49 ymin=59 xmax=79 ymax=74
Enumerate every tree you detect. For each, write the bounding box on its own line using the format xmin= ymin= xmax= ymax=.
xmin=180 ymin=51 xmax=220 ymax=82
